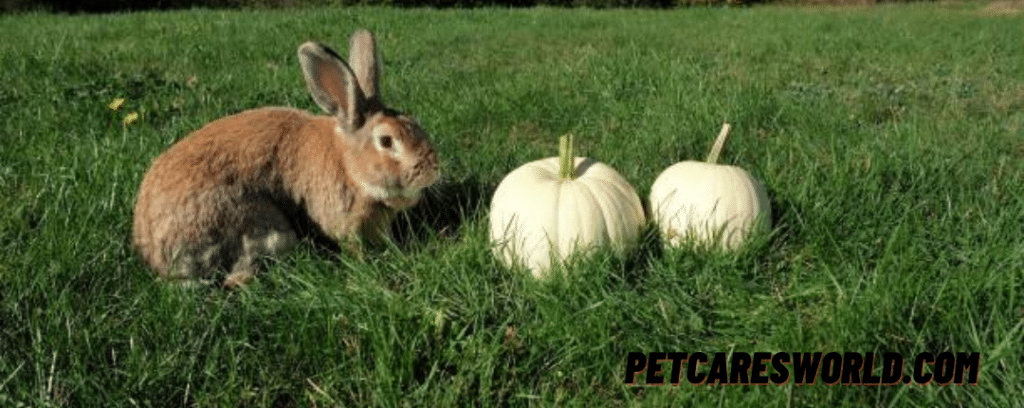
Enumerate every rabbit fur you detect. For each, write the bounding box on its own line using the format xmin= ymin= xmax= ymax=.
xmin=132 ymin=29 xmax=439 ymax=288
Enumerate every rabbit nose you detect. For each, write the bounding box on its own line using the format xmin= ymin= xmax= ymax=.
xmin=427 ymin=153 xmax=440 ymax=178
xmin=428 ymin=151 xmax=439 ymax=171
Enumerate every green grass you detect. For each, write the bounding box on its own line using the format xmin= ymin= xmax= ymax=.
xmin=2 ymin=3 xmax=1023 ymax=406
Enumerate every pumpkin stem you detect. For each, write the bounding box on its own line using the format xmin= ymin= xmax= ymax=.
xmin=559 ymin=134 xmax=575 ymax=180
xmin=705 ymin=123 xmax=732 ymax=164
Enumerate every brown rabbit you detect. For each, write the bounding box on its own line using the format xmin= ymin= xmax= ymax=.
xmin=132 ymin=29 xmax=439 ymax=288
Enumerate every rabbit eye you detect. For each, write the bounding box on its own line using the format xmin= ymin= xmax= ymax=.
xmin=379 ymin=135 xmax=393 ymax=149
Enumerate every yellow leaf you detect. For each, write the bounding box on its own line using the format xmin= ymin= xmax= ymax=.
xmin=123 ymin=112 xmax=139 ymax=126
xmin=109 ymin=98 xmax=125 ymax=111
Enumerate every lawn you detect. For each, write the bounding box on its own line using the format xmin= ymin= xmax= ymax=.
xmin=1 ymin=3 xmax=1023 ymax=406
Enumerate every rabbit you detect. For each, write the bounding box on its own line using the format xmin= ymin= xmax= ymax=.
xmin=132 ymin=29 xmax=440 ymax=288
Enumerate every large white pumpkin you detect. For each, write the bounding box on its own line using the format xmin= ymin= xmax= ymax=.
xmin=649 ymin=124 xmax=770 ymax=250
xmin=489 ymin=135 xmax=646 ymax=278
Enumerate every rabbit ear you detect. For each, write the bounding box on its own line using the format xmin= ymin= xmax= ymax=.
xmin=298 ymin=41 xmax=366 ymax=132
xmin=347 ymin=29 xmax=382 ymax=108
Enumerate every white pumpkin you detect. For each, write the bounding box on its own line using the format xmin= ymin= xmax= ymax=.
xmin=649 ymin=124 xmax=770 ymax=250
xmin=489 ymin=135 xmax=646 ymax=278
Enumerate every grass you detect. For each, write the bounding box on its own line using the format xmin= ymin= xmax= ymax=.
xmin=1 ymin=2 xmax=1023 ymax=406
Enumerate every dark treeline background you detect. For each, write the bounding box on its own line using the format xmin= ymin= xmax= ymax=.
xmin=2 ymin=0 xmax=930 ymax=14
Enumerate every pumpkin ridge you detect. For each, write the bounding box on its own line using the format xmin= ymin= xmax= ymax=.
xmin=577 ymin=180 xmax=610 ymax=250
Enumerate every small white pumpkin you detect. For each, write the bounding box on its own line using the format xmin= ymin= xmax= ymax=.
xmin=489 ymin=135 xmax=646 ymax=278
xmin=650 ymin=123 xmax=770 ymax=250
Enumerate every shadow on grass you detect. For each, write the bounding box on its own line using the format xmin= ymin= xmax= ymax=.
xmin=765 ymin=184 xmax=804 ymax=249
xmin=391 ymin=175 xmax=496 ymax=249
xmin=614 ymin=223 xmax=664 ymax=289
